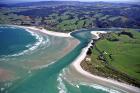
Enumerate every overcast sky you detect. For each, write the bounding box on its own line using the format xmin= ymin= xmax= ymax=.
xmin=0 ymin=0 xmax=139 ymax=4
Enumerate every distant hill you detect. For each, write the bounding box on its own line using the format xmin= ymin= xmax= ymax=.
xmin=0 ymin=1 xmax=140 ymax=31
xmin=4 ymin=1 xmax=140 ymax=7
xmin=0 ymin=4 xmax=8 ymax=7
xmin=6 ymin=1 xmax=83 ymax=7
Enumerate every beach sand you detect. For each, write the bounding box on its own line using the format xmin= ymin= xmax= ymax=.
xmin=69 ymin=31 xmax=140 ymax=93
xmin=2 ymin=25 xmax=140 ymax=92
xmin=22 ymin=27 xmax=140 ymax=92
xmin=18 ymin=26 xmax=80 ymax=70
xmin=0 ymin=68 xmax=15 ymax=82
xmin=0 ymin=25 xmax=79 ymax=83
xmin=20 ymin=26 xmax=71 ymax=38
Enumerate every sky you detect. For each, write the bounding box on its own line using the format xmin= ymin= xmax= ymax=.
xmin=0 ymin=0 xmax=139 ymax=4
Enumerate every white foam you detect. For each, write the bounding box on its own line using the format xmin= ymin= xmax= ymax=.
xmin=2 ymin=27 xmax=50 ymax=58
xmin=58 ymin=69 xmax=122 ymax=93
xmin=81 ymin=83 xmax=124 ymax=93
xmin=32 ymin=61 xmax=56 ymax=70
xmin=0 ymin=88 xmax=5 ymax=92
xmin=0 ymin=26 xmax=16 ymax=29
xmin=57 ymin=68 xmax=80 ymax=89
xmin=23 ymin=29 xmax=50 ymax=53
xmin=57 ymin=73 xmax=68 ymax=93
xmin=0 ymin=26 xmax=8 ymax=29
xmin=25 ymin=44 xmax=32 ymax=48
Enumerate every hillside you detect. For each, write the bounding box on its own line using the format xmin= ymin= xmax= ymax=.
xmin=0 ymin=1 xmax=140 ymax=32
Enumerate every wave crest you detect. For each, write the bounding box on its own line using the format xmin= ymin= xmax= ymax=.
xmin=57 ymin=73 xmax=68 ymax=93
xmin=80 ymin=83 xmax=125 ymax=93
xmin=0 ymin=27 xmax=50 ymax=59
xmin=58 ymin=68 xmax=126 ymax=93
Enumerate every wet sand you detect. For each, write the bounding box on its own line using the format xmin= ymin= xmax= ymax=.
xmin=23 ymin=26 xmax=80 ymax=70
xmin=1 ymin=25 xmax=140 ymax=93
xmin=0 ymin=68 xmax=15 ymax=82
xmin=0 ymin=25 xmax=79 ymax=82
xmin=68 ymin=31 xmax=140 ymax=93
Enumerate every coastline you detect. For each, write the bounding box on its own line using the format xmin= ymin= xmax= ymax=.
xmin=91 ymin=31 xmax=107 ymax=39
xmin=2 ymin=25 xmax=80 ymax=70
xmin=7 ymin=25 xmax=72 ymax=38
xmin=71 ymin=31 xmax=140 ymax=93
xmin=19 ymin=25 xmax=80 ymax=70
xmin=21 ymin=26 xmax=72 ymax=38
xmin=4 ymin=25 xmax=140 ymax=92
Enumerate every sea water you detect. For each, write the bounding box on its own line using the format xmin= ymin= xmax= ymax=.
xmin=0 ymin=25 xmax=123 ymax=93
xmin=0 ymin=26 xmax=37 ymax=57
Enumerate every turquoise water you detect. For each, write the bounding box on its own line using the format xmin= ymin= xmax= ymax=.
xmin=0 ymin=26 xmax=123 ymax=93
xmin=0 ymin=26 xmax=37 ymax=57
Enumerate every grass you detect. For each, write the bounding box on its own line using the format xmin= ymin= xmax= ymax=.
xmin=81 ymin=29 xmax=140 ymax=87
xmin=95 ymin=29 xmax=140 ymax=80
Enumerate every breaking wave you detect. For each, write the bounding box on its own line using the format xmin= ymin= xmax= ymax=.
xmin=80 ymin=83 xmax=126 ymax=93
xmin=57 ymin=73 xmax=68 ymax=93
xmin=58 ymin=68 xmax=126 ymax=93
xmin=0 ymin=26 xmax=50 ymax=59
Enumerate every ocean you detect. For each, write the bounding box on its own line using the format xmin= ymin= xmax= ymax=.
xmin=0 ymin=25 xmax=124 ymax=93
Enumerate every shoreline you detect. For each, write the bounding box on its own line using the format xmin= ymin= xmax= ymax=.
xmin=21 ymin=26 xmax=72 ymax=38
xmin=19 ymin=25 xmax=80 ymax=70
xmin=71 ymin=31 xmax=140 ymax=93
xmin=7 ymin=25 xmax=72 ymax=38
xmin=4 ymin=25 xmax=140 ymax=92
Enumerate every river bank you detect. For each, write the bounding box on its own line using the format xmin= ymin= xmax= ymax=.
xmin=71 ymin=31 xmax=140 ymax=93
xmin=20 ymin=26 xmax=140 ymax=92
xmin=0 ymin=25 xmax=79 ymax=84
xmin=18 ymin=26 xmax=80 ymax=70
xmin=2 ymin=25 xmax=140 ymax=93
xmin=17 ymin=26 xmax=72 ymax=38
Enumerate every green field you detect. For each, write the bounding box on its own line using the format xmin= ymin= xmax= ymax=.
xmin=93 ymin=29 xmax=140 ymax=80
xmin=81 ymin=29 xmax=140 ymax=86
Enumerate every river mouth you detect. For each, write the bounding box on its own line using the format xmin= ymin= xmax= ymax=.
xmin=0 ymin=25 xmax=80 ymax=91
xmin=0 ymin=26 xmax=127 ymax=93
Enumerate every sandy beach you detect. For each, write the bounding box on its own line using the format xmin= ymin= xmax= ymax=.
xmin=19 ymin=26 xmax=80 ymax=70
xmin=0 ymin=25 xmax=81 ymax=88
xmin=20 ymin=26 xmax=72 ymax=38
xmin=5 ymin=25 xmax=140 ymax=92
xmin=22 ymin=26 xmax=140 ymax=92
xmin=91 ymin=31 xmax=107 ymax=39
xmin=71 ymin=31 xmax=140 ymax=93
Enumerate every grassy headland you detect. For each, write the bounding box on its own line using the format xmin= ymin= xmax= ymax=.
xmin=81 ymin=29 xmax=140 ymax=87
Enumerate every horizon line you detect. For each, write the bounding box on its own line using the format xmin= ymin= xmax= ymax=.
xmin=0 ymin=0 xmax=140 ymax=4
